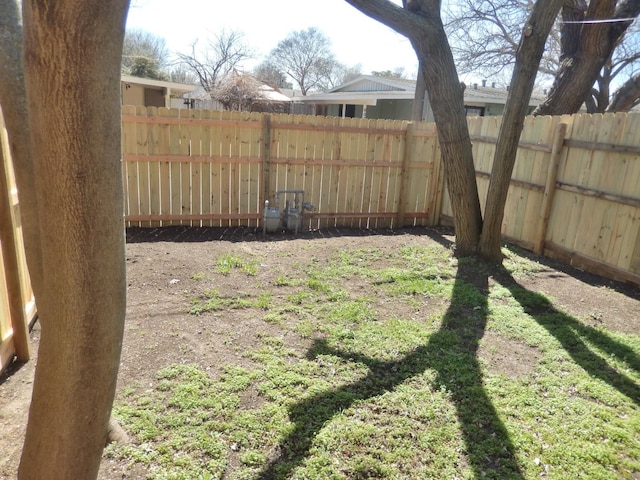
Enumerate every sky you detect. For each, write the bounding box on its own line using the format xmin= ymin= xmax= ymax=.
xmin=125 ymin=0 xmax=420 ymax=78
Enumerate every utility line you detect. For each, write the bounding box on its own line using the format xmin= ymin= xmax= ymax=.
xmin=562 ymin=17 xmax=637 ymax=24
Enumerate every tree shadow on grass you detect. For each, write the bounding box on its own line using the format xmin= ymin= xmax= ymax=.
xmin=257 ymin=260 xmax=524 ymax=479
xmin=493 ymin=267 xmax=640 ymax=406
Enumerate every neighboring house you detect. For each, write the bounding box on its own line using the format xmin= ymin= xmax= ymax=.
xmin=121 ymin=75 xmax=198 ymax=109
xmin=297 ymin=75 xmax=546 ymax=121
xmin=184 ymin=75 xmax=294 ymax=113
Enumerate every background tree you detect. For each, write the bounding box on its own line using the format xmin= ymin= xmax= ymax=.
xmin=166 ymin=65 xmax=198 ymax=85
xmin=317 ymin=62 xmax=364 ymax=90
xmin=177 ymin=29 xmax=252 ymax=95
xmin=212 ymin=72 xmax=266 ymax=111
xmin=254 ymin=60 xmax=294 ymax=89
xmin=371 ymin=67 xmax=411 ymax=79
xmin=122 ymin=28 xmax=169 ymax=79
xmin=333 ymin=63 xmax=364 ymax=84
xmin=344 ymin=0 xmax=562 ymax=259
xmin=0 ymin=0 xmax=129 ymax=478
xmin=129 ymin=56 xmax=168 ymax=80
xmin=257 ymin=54 xmax=362 ymax=93
xmin=266 ymin=27 xmax=341 ymax=95
xmin=609 ymin=70 xmax=640 ymax=110
xmin=444 ymin=0 xmax=551 ymax=83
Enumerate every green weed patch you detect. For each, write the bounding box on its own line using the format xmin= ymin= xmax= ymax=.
xmin=108 ymin=241 xmax=640 ymax=479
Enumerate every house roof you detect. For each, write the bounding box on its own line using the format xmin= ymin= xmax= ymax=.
xmin=121 ymin=75 xmax=198 ymax=94
xmin=184 ymin=77 xmax=292 ymax=104
xmin=259 ymin=85 xmax=292 ymax=103
xmin=329 ymin=75 xmax=416 ymax=93
xmin=298 ymin=74 xmax=546 ymax=107
xmin=463 ymin=83 xmax=547 ymax=106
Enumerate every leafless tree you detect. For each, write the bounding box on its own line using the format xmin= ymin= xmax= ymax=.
xmin=166 ymin=65 xmax=198 ymax=85
xmin=317 ymin=62 xmax=364 ymax=91
xmin=177 ymin=29 xmax=253 ymax=93
xmin=267 ymin=27 xmax=341 ymax=95
xmin=254 ymin=60 xmax=293 ymax=89
xmin=371 ymin=67 xmax=411 ymax=79
xmin=444 ymin=0 xmax=534 ymax=81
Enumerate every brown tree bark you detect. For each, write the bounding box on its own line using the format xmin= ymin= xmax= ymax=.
xmin=6 ymin=1 xmax=130 ymax=478
xmin=478 ymin=0 xmax=564 ymax=260
xmin=345 ymin=0 xmax=482 ymax=254
xmin=607 ymin=71 xmax=640 ymax=111
xmin=535 ymin=0 xmax=640 ymax=115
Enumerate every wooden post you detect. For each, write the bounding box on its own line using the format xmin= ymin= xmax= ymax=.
xmin=0 ymin=123 xmax=30 ymax=361
xmin=396 ymin=123 xmax=415 ymax=228
xmin=534 ymin=122 xmax=567 ymax=255
xmin=261 ymin=114 xmax=272 ymax=213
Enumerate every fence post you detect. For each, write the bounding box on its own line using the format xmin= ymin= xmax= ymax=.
xmin=534 ymin=122 xmax=567 ymax=255
xmin=0 ymin=139 xmax=30 ymax=361
xmin=396 ymin=122 xmax=415 ymax=228
xmin=261 ymin=114 xmax=272 ymax=216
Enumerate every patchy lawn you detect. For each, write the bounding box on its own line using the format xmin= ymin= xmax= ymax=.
xmin=2 ymin=226 xmax=639 ymax=479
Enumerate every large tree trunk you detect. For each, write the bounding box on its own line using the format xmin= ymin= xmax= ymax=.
xmin=15 ymin=1 xmax=129 ymax=478
xmin=535 ymin=0 xmax=640 ymax=115
xmin=345 ymin=0 xmax=482 ymax=254
xmin=415 ymin=38 xmax=482 ymax=255
xmin=478 ymin=0 xmax=564 ymax=260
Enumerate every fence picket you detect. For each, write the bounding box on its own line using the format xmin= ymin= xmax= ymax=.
xmin=147 ymin=107 xmax=161 ymax=227
xmin=199 ymin=109 xmax=212 ymax=226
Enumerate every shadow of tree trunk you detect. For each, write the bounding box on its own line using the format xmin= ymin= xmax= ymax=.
xmin=258 ymin=261 xmax=523 ymax=479
xmin=493 ymin=267 xmax=640 ymax=406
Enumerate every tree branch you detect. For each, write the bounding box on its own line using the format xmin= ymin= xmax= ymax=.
xmin=344 ymin=0 xmax=436 ymax=36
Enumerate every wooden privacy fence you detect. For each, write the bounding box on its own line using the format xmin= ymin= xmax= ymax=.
xmin=122 ymin=108 xmax=640 ymax=286
xmin=440 ymin=113 xmax=640 ymax=285
xmin=121 ymin=106 xmax=443 ymax=230
xmin=0 ymin=108 xmax=34 ymax=374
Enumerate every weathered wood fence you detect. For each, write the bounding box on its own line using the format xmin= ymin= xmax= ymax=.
xmin=122 ymin=108 xmax=640 ymax=285
xmin=0 ymin=109 xmax=35 ymax=373
xmin=442 ymin=113 xmax=640 ymax=285
xmin=121 ymin=106 xmax=444 ymax=230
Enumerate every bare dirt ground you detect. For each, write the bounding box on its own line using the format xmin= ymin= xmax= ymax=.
xmin=1 ymin=226 xmax=638 ymax=479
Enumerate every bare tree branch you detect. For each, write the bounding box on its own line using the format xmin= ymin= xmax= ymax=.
xmin=608 ymin=70 xmax=640 ymax=110
xmin=177 ymin=30 xmax=252 ymax=93
xmin=266 ymin=27 xmax=344 ymax=94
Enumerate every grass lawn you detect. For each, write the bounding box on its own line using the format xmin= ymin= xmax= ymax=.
xmin=106 ymin=237 xmax=640 ymax=479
